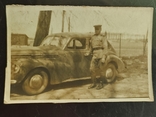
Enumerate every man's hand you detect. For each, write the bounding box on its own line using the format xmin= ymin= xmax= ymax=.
xmin=101 ymin=55 xmax=106 ymax=63
xmin=84 ymin=52 xmax=90 ymax=56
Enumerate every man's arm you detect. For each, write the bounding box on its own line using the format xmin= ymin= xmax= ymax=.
xmin=102 ymin=36 xmax=108 ymax=55
xmin=101 ymin=35 xmax=108 ymax=63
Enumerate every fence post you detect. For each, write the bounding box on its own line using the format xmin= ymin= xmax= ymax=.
xmin=143 ymin=31 xmax=148 ymax=55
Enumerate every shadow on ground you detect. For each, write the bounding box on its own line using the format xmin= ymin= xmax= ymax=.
xmin=11 ymin=78 xmax=92 ymax=96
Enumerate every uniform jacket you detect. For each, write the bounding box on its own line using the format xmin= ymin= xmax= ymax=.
xmin=90 ymin=33 xmax=108 ymax=59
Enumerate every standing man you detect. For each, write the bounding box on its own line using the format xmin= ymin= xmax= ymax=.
xmin=88 ymin=25 xmax=108 ymax=90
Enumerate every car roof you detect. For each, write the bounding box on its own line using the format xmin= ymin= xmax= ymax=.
xmin=46 ymin=32 xmax=93 ymax=39
xmin=42 ymin=32 xmax=116 ymax=53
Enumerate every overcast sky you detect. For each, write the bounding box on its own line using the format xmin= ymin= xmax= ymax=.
xmin=7 ymin=6 xmax=153 ymax=38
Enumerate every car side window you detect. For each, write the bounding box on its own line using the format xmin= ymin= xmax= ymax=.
xmin=76 ymin=38 xmax=86 ymax=49
xmin=67 ymin=38 xmax=86 ymax=49
xmin=67 ymin=40 xmax=74 ymax=49
xmin=75 ymin=40 xmax=83 ymax=49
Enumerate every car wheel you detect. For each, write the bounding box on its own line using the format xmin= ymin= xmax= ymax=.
xmin=22 ymin=69 xmax=49 ymax=95
xmin=105 ymin=63 xmax=117 ymax=83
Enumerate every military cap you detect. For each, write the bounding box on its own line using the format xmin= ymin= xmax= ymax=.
xmin=94 ymin=25 xmax=102 ymax=29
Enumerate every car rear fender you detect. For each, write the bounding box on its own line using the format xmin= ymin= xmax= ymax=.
xmin=106 ymin=54 xmax=126 ymax=72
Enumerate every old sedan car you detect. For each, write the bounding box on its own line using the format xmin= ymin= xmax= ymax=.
xmin=11 ymin=32 xmax=126 ymax=95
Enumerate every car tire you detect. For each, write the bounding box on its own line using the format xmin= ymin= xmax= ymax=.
xmin=22 ymin=69 xmax=49 ymax=95
xmin=104 ymin=63 xmax=117 ymax=83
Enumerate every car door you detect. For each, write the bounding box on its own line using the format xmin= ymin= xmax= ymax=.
xmin=64 ymin=37 xmax=92 ymax=78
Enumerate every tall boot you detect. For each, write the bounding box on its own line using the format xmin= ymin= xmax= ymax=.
xmin=88 ymin=72 xmax=96 ymax=89
xmin=96 ymin=77 xmax=104 ymax=90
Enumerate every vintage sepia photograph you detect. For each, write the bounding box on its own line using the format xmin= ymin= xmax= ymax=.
xmin=4 ymin=6 xmax=154 ymax=103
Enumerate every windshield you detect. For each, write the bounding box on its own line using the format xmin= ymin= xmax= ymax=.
xmin=40 ymin=36 xmax=69 ymax=48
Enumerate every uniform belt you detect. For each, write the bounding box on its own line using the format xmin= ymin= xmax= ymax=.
xmin=93 ymin=47 xmax=104 ymax=51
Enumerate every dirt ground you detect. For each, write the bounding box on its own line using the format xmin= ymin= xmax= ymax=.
xmin=10 ymin=55 xmax=149 ymax=100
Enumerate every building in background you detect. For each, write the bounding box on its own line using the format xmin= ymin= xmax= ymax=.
xmin=11 ymin=33 xmax=28 ymax=45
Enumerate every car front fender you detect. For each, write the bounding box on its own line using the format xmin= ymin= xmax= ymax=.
xmin=11 ymin=58 xmax=50 ymax=84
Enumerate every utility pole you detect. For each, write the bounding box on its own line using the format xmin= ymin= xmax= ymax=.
xmin=62 ymin=10 xmax=65 ymax=32
xmin=68 ymin=17 xmax=70 ymax=32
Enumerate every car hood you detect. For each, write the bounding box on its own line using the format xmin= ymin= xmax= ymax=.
xmin=11 ymin=46 xmax=62 ymax=56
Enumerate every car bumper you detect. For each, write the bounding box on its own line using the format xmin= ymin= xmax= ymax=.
xmin=11 ymin=80 xmax=17 ymax=84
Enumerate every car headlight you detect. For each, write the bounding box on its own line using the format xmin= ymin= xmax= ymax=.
xmin=12 ymin=64 xmax=20 ymax=73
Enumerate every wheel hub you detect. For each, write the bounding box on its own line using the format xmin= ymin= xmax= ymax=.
xmin=29 ymin=74 xmax=43 ymax=89
xmin=106 ymin=68 xmax=113 ymax=78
